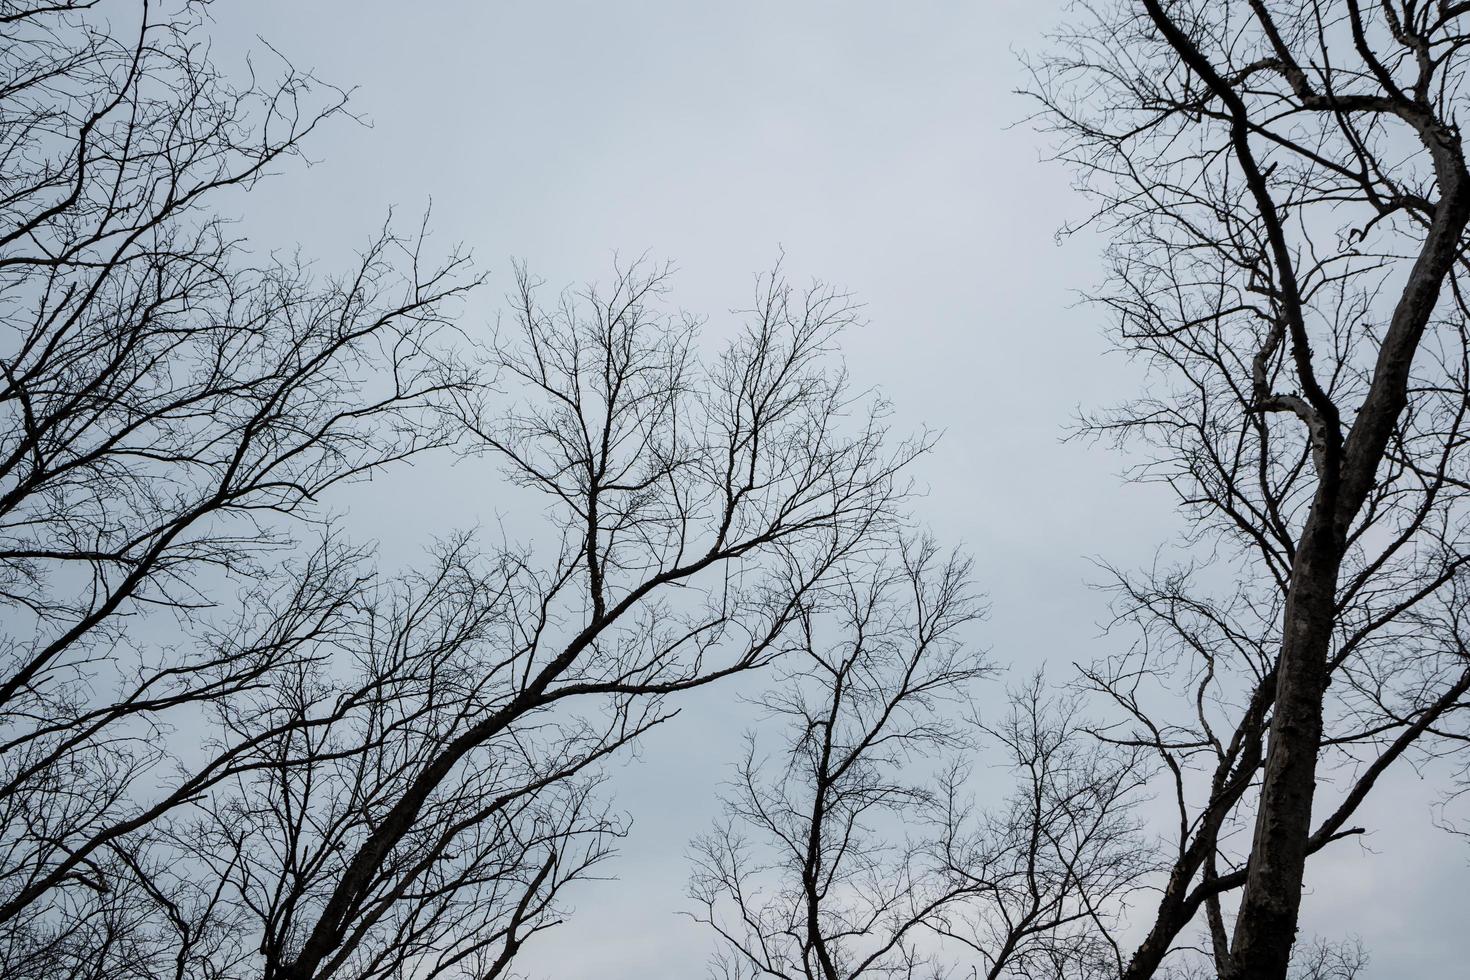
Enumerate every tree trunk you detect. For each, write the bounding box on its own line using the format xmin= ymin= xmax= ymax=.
xmin=1221 ymin=517 xmax=1340 ymax=980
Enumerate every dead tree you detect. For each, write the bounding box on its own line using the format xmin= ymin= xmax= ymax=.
xmin=689 ymin=544 xmax=1149 ymax=980
xmin=1031 ymin=2 xmax=1470 ymax=977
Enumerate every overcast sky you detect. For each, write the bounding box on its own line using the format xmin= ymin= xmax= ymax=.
xmin=204 ymin=3 xmax=1463 ymax=977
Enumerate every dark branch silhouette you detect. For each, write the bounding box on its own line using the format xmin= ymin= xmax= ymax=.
xmin=1031 ymin=2 xmax=1470 ymax=977
xmin=690 ymin=544 xmax=1150 ymax=980
xmin=0 ymin=5 xmax=922 ymax=979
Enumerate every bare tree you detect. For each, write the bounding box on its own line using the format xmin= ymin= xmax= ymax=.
xmin=2 ymin=4 xmax=925 ymax=979
xmin=192 ymin=536 xmax=633 ymax=980
xmin=220 ymin=261 xmax=920 ymax=980
xmin=1163 ymin=934 xmax=1369 ymax=980
xmin=689 ymin=544 xmax=1149 ymax=980
xmin=927 ymin=680 xmax=1151 ymax=980
xmin=0 ymin=2 xmax=479 ymax=976
xmin=1031 ymin=2 xmax=1470 ymax=977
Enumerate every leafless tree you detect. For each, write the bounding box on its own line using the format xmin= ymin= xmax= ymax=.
xmin=1286 ymin=937 xmax=1369 ymax=980
xmin=230 ymin=260 xmax=919 ymax=980
xmin=189 ymin=536 xmax=632 ymax=980
xmin=689 ymin=544 xmax=1150 ymax=980
xmin=1031 ymin=2 xmax=1470 ymax=977
xmin=1 ymin=1 xmax=478 ymax=976
xmin=1 ymin=4 xmax=923 ymax=979
xmin=927 ymin=680 xmax=1152 ymax=980
xmin=1163 ymin=934 xmax=1369 ymax=980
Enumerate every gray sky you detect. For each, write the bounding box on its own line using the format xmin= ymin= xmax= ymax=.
xmin=206 ymin=3 xmax=1464 ymax=977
